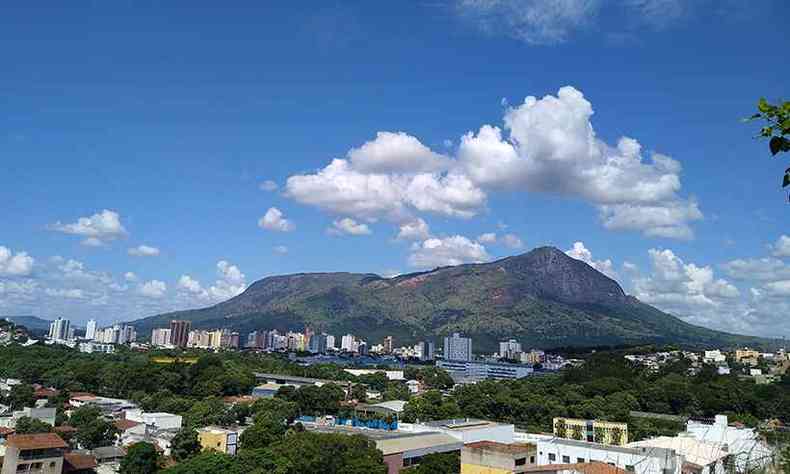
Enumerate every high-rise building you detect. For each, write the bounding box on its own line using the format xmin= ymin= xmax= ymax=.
xmin=48 ymin=317 xmax=71 ymax=341
xmin=499 ymin=339 xmax=522 ymax=359
xmin=170 ymin=320 xmax=191 ymax=348
xmin=340 ymin=334 xmax=355 ymax=352
xmin=418 ymin=341 xmax=435 ymax=361
xmin=325 ymin=334 xmax=336 ymax=350
xmin=85 ymin=319 xmax=97 ymax=340
xmin=151 ymin=328 xmax=172 ymax=347
xmin=383 ymin=336 xmax=394 ymax=354
xmin=443 ymin=333 xmax=472 ymax=361
xmin=308 ymin=333 xmax=328 ymax=354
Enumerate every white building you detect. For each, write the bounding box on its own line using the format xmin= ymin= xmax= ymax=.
xmin=343 ymin=369 xmax=404 ymax=380
xmin=124 ymin=409 xmax=182 ymax=431
xmin=401 ymin=418 xmax=515 ymax=445
xmin=686 ymin=415 xmax=772 ymax=472
xmin=443 ymin=333 xmax=472 ymax=361
xmin=703 ymin=350 xmax=727 ymax=364
xmin=340 ymin=334 xmax=355 ymax=352
xmin=85 ymin=319 xmax=97 ymax=340
xmin=535 ymin=437 xmax=682 ymax=474
xmin=151 ymin=328 xmax=172 ymax=347
xmin=499 ymin=339 xmax=522 ymax=359
xmin=629 ymin=435 xmax=728 ymax=474
xmin=48 ymin=317 xmax=71 ymax=341
xmin=437 ymin=359 xmax=533 ymax=381
xmin=325 ymin=335 xmax=336 ymax=350
xmin=78 ymin=342 xmax=115 ymax=354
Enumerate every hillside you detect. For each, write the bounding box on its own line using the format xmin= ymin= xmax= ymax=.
xmin=2 ymin=315 xmax=54 ymax=334
xmin=131 ymin=247 xmax=772 ymax=351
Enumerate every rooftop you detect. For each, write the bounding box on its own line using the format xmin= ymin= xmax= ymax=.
xmin=422 ymin=418 xmax=510 ymax=431
xmin=64 ymin=452 xmax=98 ymax=471
xmin=628 ymin=435 xmax=728 ymax=468
xmin=465 ymin=440 xmax=535 ymax=454
xmin=302 ymin=424 xmax=461 ymax=455
xmin=6 ymin=433 xmax=68 ymax=450
xmin=114 ymin=419 xmax=142 ymax=431
xmin=526 ymin=461 xmax=631 ymax=474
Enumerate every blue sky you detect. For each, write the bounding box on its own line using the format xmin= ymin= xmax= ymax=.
xmin=1 ymin=1 xmax=788 ymax=337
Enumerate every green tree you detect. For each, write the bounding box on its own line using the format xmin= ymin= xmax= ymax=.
xmin=239 ymin=415 xmax=287 ymax=450
xmin=120 ymin=442 xmax=159 ymax=474
xmin=414 ymin=452 xmax=460 ymax=473
xmin=14 ymin=416 xmax=52 ymax=434
xmin=171 ymin=427 xmax=201 ymax=461
xmin=747 ymin=98 xmax=790 ymax=198
xmin=75 ymin=418 xmax=119 ymax=449
xmin=68 ymin=406 xmax=103 ymax=429
xmin=267 ymin=431 xmax=386 ymax=474
xmin=7 ymin=384 xmax=35 ymax=410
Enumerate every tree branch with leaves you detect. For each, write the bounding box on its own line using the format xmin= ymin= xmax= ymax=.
xmin=747 ymin=98 xmax=790 ymax=199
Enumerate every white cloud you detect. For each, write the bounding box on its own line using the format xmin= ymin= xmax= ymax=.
xmin=128 ymin=245 xmax=160 ymax=257
xmin=633 ymin=249 xmax=739 ymax=320
xmin=348 ymin=131 xmax=449 ymax=174
xmin=501 ymin=233 xmax=524 ymax=249
xmin=209 ymin=260 xmax=246 ymax=300
xmin=771 ymin=234 xmax=790 ymax=257
xmin=0 ymin=246 xmax=34 ymax=276
xmin=328 ymin=217 xmax=372 ymax=236
xmin=124 ymin=272 xmax=138 ymax=282
xmin=138 ymin=280 xmax=167 ymax=298
xmin=49 ymin=209 xmax=127 ymax=246
xmin=763 ymin=280 xmax=790 ymax=297
xmin=258 ymin=207 xmax=295 ymax=232
xmin=477 ymin=232 xmax=497 ymax=243
xmin=721 ymin=257 xmax=790 ymax=281
xmin=408 ymin=235 xmax=490 ymax=268
xmin=565 ymin=241 xmax=617 ymax=279
xmin=44 ymin=288 xmax=85 ymax=299
xmin=397 ymin=218 xmax=431 ymax=240
xmin=273 ymin=245 xmax=289 ymax=254
xmin=625 ymin=0 xmax=687 ymax=29
xmin=284 ymin=86 xmax=698 ymax=239
xmin=259 ymin=180 xmax=279 ymax=192
xmin=457 ymin=0 xmax=599 ymax=45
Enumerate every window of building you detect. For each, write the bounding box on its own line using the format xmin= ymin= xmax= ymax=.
xmin=516 ymin=458 xmax=526 ymax=466
xmin=626 ymin=465 xmax=635 ymax=472
xmin=562 ymin=456 xmax=571 ymax=463
xmin=548 ymin=453 xmax=556 ymax=462
xmin=578 ymin=458 xmax=586 ymax=463
xmin=530 ymin=456 xmax=536 ymax=464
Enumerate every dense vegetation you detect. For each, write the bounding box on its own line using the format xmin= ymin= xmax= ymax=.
xmin=404 ymin=352 xmax=790 ymax=441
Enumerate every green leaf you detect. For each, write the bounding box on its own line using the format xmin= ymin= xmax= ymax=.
xmin=770 ymin=136 xmax=784 ymax=155
xmin=784 ymin=167 xmax=790 ymax=188
xmin=758 ymin=98 xmax=770 ymax=113
xmin=762 ymin=126 xmax=774 ymax=138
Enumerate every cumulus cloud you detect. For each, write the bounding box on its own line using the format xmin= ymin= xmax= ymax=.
xmin=0 ymin=246 xmax=34 ymax=276
xmin=457 ymin=0 xmax=599 ymax=45
xmin=397 ymin=218 xmax=431 ymax=240
xmin=771 ymin=234 xmax=790 ymax=257
xmin=209 ymin=260 xmax=246 ymax=300
xmin=124 ymin=272 xmax=138 ymax=282
xmin=49 ymin=209 xmax=127 ymax=246
xmin=328 ymin=217 xmax=372 ymax=236
xmin=273 ymin=245 xmax=289 ymax=254
xmin=565 ymin=241 xmax=617 ymax=279
xmin=284 ymin=86 xmax=699 ymax=239
xmin=128 ymin=245 xmax=160 ymax=257
xmin=477 ymin=232 xmax=497 ymax=243
xmin=763 ymin=280 xmax=790 ymax=297
xmin=721 ymin=257 xmax=790 ymax=282
xmin=475 ymin=232 xmax=524 ymax=249
xmin=138 ymin=280 xmax=167 ymax=298
xmin=633 ymin=249 xmax=739 ymax=318
xmin=258 ymin=207 xmax=295 ymax=232
xmin=408 ymin=235 xmax=490 ymax=268
xmin=259 ymin=180 xmax=279 ymax=192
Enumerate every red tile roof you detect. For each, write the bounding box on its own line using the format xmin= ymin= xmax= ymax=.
xmin=526 ymin=462 xmax=631 ymax=474
xmin=63 ymin=452 xmax=98 ymax=471
xmin=0 ymin=427 xmax=15 ymax=436
xmin=114 ymin=419 xmax=142 ymax=431
xmin=6 ymin=433 xmax=68 ymax=450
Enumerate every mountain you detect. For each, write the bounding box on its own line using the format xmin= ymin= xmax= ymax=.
xmin=131 ymin=247 xmax=772 ymax=351
xmin=3 ymin=315 xmax=54 ymax=333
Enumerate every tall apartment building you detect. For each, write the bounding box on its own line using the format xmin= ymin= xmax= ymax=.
xmin=48 ymin=317 xmax=70 ymax=341
xmin=151 ymin=328 xmax=172 ymax=347
xmin=325 ymin=334 xmax=336 ymax=350
xmin=443 ymin=333 xmax=472 ymax=361
xmin=340 ymin=334 xmax=355 ymax=352
xmin=85 ymin=319 xmax=97 ymax=340
xmin=499 ymin=339 xmax=522 ymax=359
xmin=383 ymin=336 xmax=394 ymax=354
xmin=418 ymin=341 xmax=435 ymax=361
xmin=169 ymin=320 xmax=191 ymax=348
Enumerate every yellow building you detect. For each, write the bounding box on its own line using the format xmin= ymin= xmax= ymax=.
xmin=461 ymin=441 xmax=536 ymax=474
xmin=735 ymin=348 xmax=760 ymax=365
xmin=552 ymin=418 xmax=628 ymax=446
xmin=198 ymin=426 xmax=238 ymax=455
